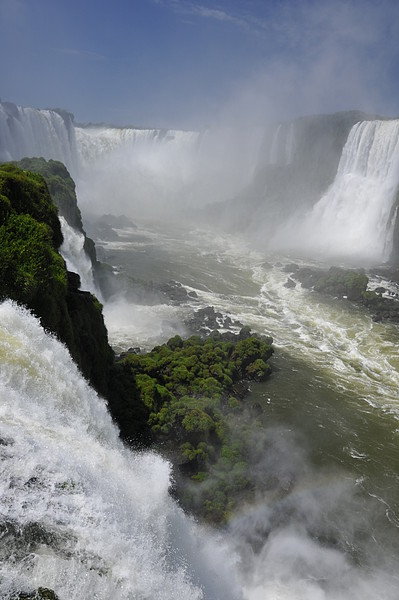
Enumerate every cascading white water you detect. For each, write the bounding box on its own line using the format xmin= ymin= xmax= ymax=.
xmin=75 ymin=125 xmax=199 ymax=169
xmin=0 ymin=103 xmax=79 ymax=177
xmin=0 ymin=300 xmax=240 ymax=600
xmin=268 ymin=122 xmax=296 ymax=165
xmin=275 ymin=119 xmax=399 ymax=262
xmin=59 ymin=217 xmax=98 ymax=296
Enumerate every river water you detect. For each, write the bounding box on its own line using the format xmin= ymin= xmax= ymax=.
xmin=99 ymin=218 xmax=399 ymax=599
xmin=2 ymin=216 xmax=399 ymax=599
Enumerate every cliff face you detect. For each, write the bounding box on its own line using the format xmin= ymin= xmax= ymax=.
xmin=0 ymin=163 xmax=113 ymax=396
xmin=13 ymin=157 xmax=113 ymax=295
xmin=15 ymin=157 xmax=84 ymax=230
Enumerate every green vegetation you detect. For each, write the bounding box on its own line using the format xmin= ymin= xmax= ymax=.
xmin=0 ymin=163 xmax=113 ymax=395
xmin=14 ymin=157 xmax=113 ymax=296
xmin=313 ymin=266 xmax=368 ymax=300
xmin=0 ymin=163 xmax=62 ymax=246
xmin=0 ymin=160 xmax=275 ymax=525
xmin=118 ymin=330 xmax=273 ymax=523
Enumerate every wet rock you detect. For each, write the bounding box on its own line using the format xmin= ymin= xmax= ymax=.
xmin=160 ymin=280 xmax=198 ymax=305
xmin=283 ymin=277 xmax=296 ymax=289
xmin=294 ymin=267 xmax=323 ymax=288
xmin=14 ymin=588 xmax=59 ymax=600
xmin=185 ymin=306 xmax=244 ymax=337
xmin=282 ymin=263 xmax=299 ymax=273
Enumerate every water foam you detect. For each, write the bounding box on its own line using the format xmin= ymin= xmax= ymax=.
xmin=0 ymin=301 xmax=239 ymax=599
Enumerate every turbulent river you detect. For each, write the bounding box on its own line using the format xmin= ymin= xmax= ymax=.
xmin=98 ymin=219 xmax=399 ymax=599
xmin=1 ymin=217 xmax=399 ymax=599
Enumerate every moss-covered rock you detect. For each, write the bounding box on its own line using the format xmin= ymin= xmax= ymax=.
xmin=0 ymin=163 xmax=62 ymax=247
xmin=13 ymin=157 xmax=113 ymax=297
xmin=15 ymin=157 xmax=84 ymax=231
xmin=0 ymin=163 xmax=113 ymax=396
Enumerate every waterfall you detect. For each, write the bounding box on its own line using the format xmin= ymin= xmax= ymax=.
xmin=273 ymin=119 xmax=399 ymax=262
xmin=0 ymin=102 xmax=79 ymax=177
xmin=59 ymin=217 xmax=98 ymax=296
xmin=3 ymin=101 xmax=399 ymax=265
xmin=269 ymin=122 xmax=296 ymax=165
xmin=75 ymin=125 xmax=199 ymax=169
xmin=0 ymin=300 xmax=239 ymax=600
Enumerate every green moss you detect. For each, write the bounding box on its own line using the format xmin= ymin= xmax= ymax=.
xmin=0 ymin=163 xmax=63 ymax=247
xmin=0 ymin=163 xmax=113 ymax=396
xmin=0 ymin=213 xmax=66 ymax=305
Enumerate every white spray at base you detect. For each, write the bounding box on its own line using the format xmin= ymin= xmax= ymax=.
xmin=0 ymin=300 xmax=240 ymax=600
xmin=274 ymin=119 xmax=399 ymax=262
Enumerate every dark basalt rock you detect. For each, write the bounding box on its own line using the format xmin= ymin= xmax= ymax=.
xmin=295 ymin=267 xmax=323 ymax=288
xmin=160 ymin=280 xmax=199 ymax=305
xmin=283 ymin=277 xmax=296 ymax=289
xmin=185 ymin=306 xmax=244 ymax=337
xmin=282 ymin=263 xmax=299 ymax=273
xmin=13 ymin=588 xmax=59 ymax=600
xmin=66 ymin=270 xmax=81 ymax=291
xmin=375 ymin=286 xmax=386 ymax=295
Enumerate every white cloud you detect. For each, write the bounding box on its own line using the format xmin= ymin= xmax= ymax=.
xmin=56 ymin=47 xmax=107 ymax=61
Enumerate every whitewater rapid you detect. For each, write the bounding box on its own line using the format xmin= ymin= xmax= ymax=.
xmin=51 ymin=218 xmax=399 ymax=600
xmin=2 ymin=218 xmax=399 ymax=598
xmin=0 ymin=300 xmax=239 ymax=600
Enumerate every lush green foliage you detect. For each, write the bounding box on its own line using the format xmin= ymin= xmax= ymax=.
xmin=313 ymin=266 xmax=368 ymax=300
xmin=0 ymin=162 xmax=113 ymax=396
xmin=0 ymin=163 xmax=63 ymax=247
xmin=0 ymin=213 xmax=66 ymax=304
xmin=119 ymin=331 xmax=273 ymax=523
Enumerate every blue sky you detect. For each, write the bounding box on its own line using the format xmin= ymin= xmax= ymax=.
xmin=1 ymin=0 xmax=399 ymax=128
